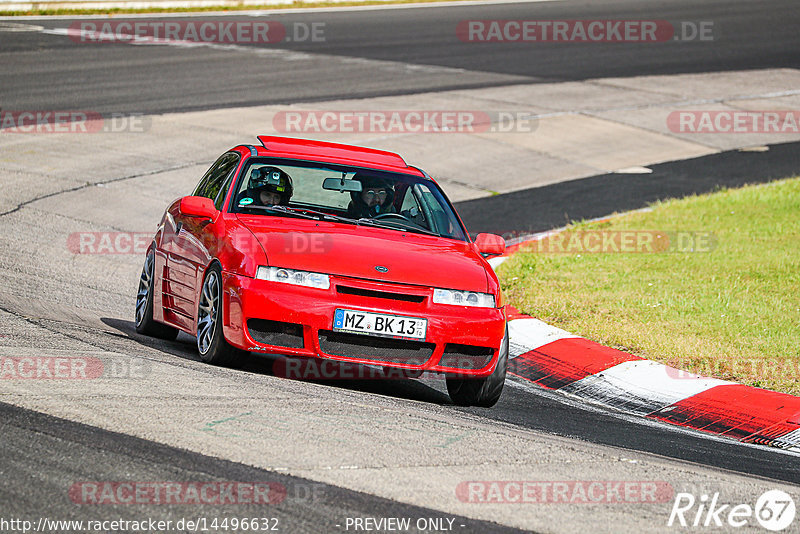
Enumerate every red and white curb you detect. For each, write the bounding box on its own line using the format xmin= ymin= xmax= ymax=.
xmin=493 ymin=233 xmax=800 ymax=452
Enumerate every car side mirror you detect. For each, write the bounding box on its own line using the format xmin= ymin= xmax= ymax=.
xmin=475 ymin=233 xmax=506 ymax=255
xmin=180 ymin=196 xmax=218 ymax=220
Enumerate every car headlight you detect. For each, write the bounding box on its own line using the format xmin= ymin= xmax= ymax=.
xmin=432 ymin=288 xmax=495 ymax=308
xmin=255 ymin=266 xmax=330 ymax=290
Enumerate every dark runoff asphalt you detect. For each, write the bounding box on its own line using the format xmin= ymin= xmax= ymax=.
xmin=455 ymin=140 xmax=800 ymax=236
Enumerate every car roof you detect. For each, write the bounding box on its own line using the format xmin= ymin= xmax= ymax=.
xmin=244 ymin=136 xmax=427 ymax=177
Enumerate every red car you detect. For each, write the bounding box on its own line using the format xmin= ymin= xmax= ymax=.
xmin=135 ymin=136 xmax=508 ymax=406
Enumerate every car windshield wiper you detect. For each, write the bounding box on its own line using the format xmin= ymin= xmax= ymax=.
xmin=356 ymin=218 xmax=440 ymax=237
xmin=275 ymin=205 xmax=363 ymax=225
xmin=240 ymin=204 xmax=352 ymax=223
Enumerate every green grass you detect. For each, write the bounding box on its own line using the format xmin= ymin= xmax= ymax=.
xmin=0 ymin=0 xmax=463 ymax=16
xmin=499 ymin=178 xmax=800 ymax=395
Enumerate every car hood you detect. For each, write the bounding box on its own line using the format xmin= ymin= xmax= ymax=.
xmin=236 ymin=215 xmax=489 ymax=292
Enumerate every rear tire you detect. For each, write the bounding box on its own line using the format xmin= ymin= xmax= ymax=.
xmin=446 ymin=326 xmax=508 ymax=407
xmin=135 ymin=249 xmax=179 ymax=341
xmin=196 ymin=264 xmax=243 ymax=367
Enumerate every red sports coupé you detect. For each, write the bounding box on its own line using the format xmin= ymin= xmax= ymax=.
xmin=135 ymin=136 xmax=508 ymax=406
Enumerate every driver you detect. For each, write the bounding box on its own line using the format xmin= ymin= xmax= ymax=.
xmin=346 ymin=174 xmax=395 ymax=219
xmin=244 ymin=167 xmax=293 ymax=207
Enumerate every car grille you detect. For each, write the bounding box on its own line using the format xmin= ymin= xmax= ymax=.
xmin=335 ymin=285 xmax=426 ymax=304
xmin=247 ymin=319 xmax=304 ymax=349
xmin=439 ymin=344 xmax=495 ymax=370
xmin=318 ymin=330 xmax=434 ymax=365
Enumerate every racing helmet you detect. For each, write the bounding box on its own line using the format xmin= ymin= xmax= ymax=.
xmin=249 ymin=166 xmax=293 ymax=205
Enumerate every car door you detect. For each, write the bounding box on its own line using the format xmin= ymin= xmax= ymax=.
xmin=160 ymin=152 xmax=240 ymax=332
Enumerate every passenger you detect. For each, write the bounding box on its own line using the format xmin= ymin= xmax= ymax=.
xmin=346 ymin=175 xmax=395 ymax=219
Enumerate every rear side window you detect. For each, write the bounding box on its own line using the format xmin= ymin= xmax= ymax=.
xmin=193 ymin=153 xmax=240 ymax=206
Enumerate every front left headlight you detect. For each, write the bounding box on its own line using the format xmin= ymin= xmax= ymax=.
xmin=433 ymin=288 xmax=495 ymax=308
xmin=255 ymin=266 xmax=330 ymax=290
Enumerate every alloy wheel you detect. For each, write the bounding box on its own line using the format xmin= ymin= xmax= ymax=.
xmin=135 ymin=252 xmax=153 ymax=328
xmin=197 ymin=271 xmax=219 ymax=354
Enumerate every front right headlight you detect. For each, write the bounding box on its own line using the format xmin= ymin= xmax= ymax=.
xmin=432 ymin=288 xmax=495 ymax=308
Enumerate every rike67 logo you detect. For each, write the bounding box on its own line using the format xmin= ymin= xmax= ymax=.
xmin=668 ymin=490 xmax=796 ymax=531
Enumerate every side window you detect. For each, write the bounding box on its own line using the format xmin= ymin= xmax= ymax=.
xmin=399 ymin=185 xmax=429 ymax=229
xmin=400 ymin=186 xmax=420 ymax=212
xmin=415 ymin=183 xmax=454 ymax=236
xmin=193 ymin=153 xmax=240 ymax=205
xmin=193 ymin=159 xmax=220 ymax=197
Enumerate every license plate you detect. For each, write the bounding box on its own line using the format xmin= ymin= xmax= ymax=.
xmin=333 ymin=309 xmax=427 ymax=341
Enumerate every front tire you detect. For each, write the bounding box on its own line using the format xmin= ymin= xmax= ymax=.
xmin=196 ymin=264 xmax=242 ymax=367
xmin=135 ymin=249 xmax=179 ymax=341
xmin=446 ymin=326 xmax=508 ymax=407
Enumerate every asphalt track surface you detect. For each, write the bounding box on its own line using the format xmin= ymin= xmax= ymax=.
xmin=1 ymin=401 xmax=524 ymax=533
xmin=10 ymin=312 xmax=800 ymax=484
xmin=0 ymin=0 xmax=798 ymax=114
xmin=2 ymin=0 xmax=800 ymax=531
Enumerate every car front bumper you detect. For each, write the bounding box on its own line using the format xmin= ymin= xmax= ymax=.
xmin=221 ymin=272 xmax=506 ymax=377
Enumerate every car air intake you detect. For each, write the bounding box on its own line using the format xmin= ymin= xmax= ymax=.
xmin=439 ymin=344 xmax=495 ymax=370
xmin=318 ymin=330 xmax=434 ymax=365
xmin=247 ymin=319 xmax=304 ymax=348
xmin=335 ymin=285 xmax=426 ymax=304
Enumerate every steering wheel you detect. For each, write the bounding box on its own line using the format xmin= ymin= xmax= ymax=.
xmin=373 ymin=212 xmax=413 ymax=222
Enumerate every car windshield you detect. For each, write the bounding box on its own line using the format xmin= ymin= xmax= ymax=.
xmin=229 ymin=158 xmax=467 ymax=241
